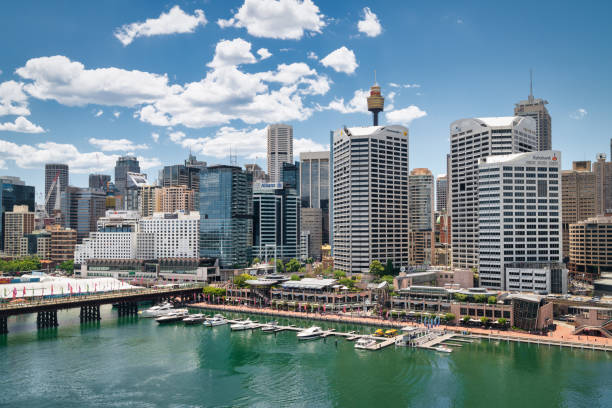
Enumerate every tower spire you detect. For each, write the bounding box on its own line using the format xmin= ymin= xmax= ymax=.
xmin=367 ymin=75 xmax=384 ymax=126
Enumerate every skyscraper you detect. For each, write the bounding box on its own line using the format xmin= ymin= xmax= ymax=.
xmin=281 ymin=161 xmax=300 ymax=192
xmin=593 ymin=153 xmax=612 ymax=215
xmin=514 ymin=73 xmax=551 ymax=151
xmin=114 ymin=156 xmax=140 ymax=208
xmin=61 ymin=187 xmax=106 ymax=243
xmin=267 ymin=124 xmax=293 ymax=183
xmin=332 ymin=125 xmax=409 ymax=273
xmin=45 ymin=163 xmax=68 ymax=217
xmin=160 ymin=164 xmax=200 ymax=191
xmin=4 ymin=205 xmax=34 ymax=257
xmin=300 ymin=151 xmax=330 ymax=244
xmin=478 ymin=150 xmax=562 ymax=290
xmin=562 ymin=161 xmax=596 ymax=258
xmin=88 ymin=174 xmax=111 ymax=191
xmin=450 ymin=116 xmax=537 ymax=269
xmin=409 ymin=169 xmax=434 ymax=266
xmin=436 ymin=174 xmax=448 ymax=212
xmin=0 ymin=176 xmax=35 ymax=251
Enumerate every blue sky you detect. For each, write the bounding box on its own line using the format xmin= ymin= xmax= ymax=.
xmin=1 ymin=0 xmax=611 ymax=200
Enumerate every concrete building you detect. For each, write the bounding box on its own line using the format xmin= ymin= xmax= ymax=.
xmin=436 ymin=174 xmax=448 ymax=212
xmin=505 ymin=262 xmax=567 ymax=294
xmin=4 ymin=205 xmax=34 ymax=257
xmin=114 ymin=156 xmax=140 ymax=208
xmin=332 ymin=125 xmax=410 ymax=273
xmin=160 ymin=163 xmax=200 ymax=191
xmin=267 ymin=124 xmax=293 ymax=183
xmin=139 ymin=185 xmax=159 ymax=217
xmin=409 ymin=168 xmax=434 ymax=266
xmin=562 ymin=161 xmax=596 ymax=258
xmin=593 ymin=153 xmax=612 ymax=215
xmin=0 ymin=176 xmax=35 ymax=251
xmin=61 ymin=187 xmax=106 ymax=243
xmin=450 ymin=116 xmax=537 ymax=270
xmin=24 ymin=230 xmax=51 ymax=259
xmin=159 ymin=185 xmax=195 ymax=214
xmin=45 ymin=163 xmax=68 ymax=217
xmin=569 ymin=215 xmax=612 ymax=281
xmin=245 ymin=164 xmax=268 ymax=182
xmin=478 ymin=150 xmax=562 ymax=290
xmin=300 ymin=151 xmax=330 ymax=245
xmin=252 ymin=182 xmax=300 ymax=262
xmin=88 ymin=174 xmax=111 ymax=191
xmin=514 ymin=78 xmax=552 ymax=151
xmin=48 ymin=224 xmax=77 ymax=264
xmin=300 ymin=208 xmax=323 ymax=260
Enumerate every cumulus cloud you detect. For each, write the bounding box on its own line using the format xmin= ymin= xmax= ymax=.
xmin=171 ymin=126 xmax=267 ymax=159
xmin=385 ymin=105 xmax=427 ymax=125
xmin=307 ymin=51 xmax=318 ymax=60
xmin=321 ymin=88 xmax=395 ymax=114
xmin=357 ymin=7 xmax=382 ymax=37
xmin=151 ymin=132 xmax=159 ymax=142
xmin=217 ymin=0 xmax=325 ymax=40
xmin=0 ymin=139 xmax=160 ymax=174
xmin=0 ymin=116 xmax=45 ymax=133
xmin=0 ymin=81 xmax=30 ymax=116
xmin=207 ymin=38 xmax=257 ymax=68
xmin=257 ymin=48 xmax=272 ymax=60
xmin=389 ymin=82 xmax=420 ymax=88
xmin=294 ymin=137 xmax=327 ymax=156
xmin=569 ymin=108 xmax=587 ymax=120
xmin=169 ymin=131 xmax=186 ymax=142
xmin=114 ymin=6 xmax=207 ymax=46
xmin=320 ymin=46 xmax=358 ymax=74
xmin=88 ymin=138 xmax=149 ymax=151
xmin=113 ymin=111 xmax=121 ymax=118
xmin=94 ymin=109 xmax=103 ymax=117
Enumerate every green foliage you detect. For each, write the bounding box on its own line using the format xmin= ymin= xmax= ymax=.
xmin=480 ymin=317 xmax=490 ymax=325
xmin=472 ymin=294 xmax=487 ymax=303
xmin=453 ymin=293 xmax=468 ymax=302
xmin=462 ymin=316 xmax=471 ymax=323
xmin=58 ymin=260 xmax=74 ymax=275
xmin=203 ymin=286 xmax=226 ymax=296
xmin=338 ymin=278 xmax=355 ymax=288
xmin=381 ymin=275 xmax=394 ymax=286
xmin=290 ymin=274 xmax=300 ymax=281
xmin=285 ymin=258 xmax=301 ymax=273
xmin=487 ymin=296 xmax=497 ymax=305
xmin=233 ymin=273 xmax=255 ymax=288
xmin=497 ymin=318 xmax=507 ymax=326
xmin=252 ymin=257 xmax=261 ymax=265
xmin=276 ymin=259 xmax=285 ymax=273
xmin=444 ymin=313 xmax=456 ymax=323
xmin=305 ymin=257 xmax=314 ymax=264
xmin=0 ymin=256 xmax=41 ymax=274
xmin=333 ymin=270 xmax=346 ymax=278
xmin=369 ymin=260 xmax=385 ymax=277
xmin=384 ymin=259 xmax=395 ymax=276
xmin=298 ymin=267 xmax=306 ymax=273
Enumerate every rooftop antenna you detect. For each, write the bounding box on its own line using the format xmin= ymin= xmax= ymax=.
xmin=374 ymin=69 xmax=377 ymax=85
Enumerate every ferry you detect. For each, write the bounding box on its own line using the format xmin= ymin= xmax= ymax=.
xmin=182 ymin=313 xmax=207 ymax=325
xmin=230 ymin=319 xmax=258 ymax=331
xmin=354 ymin=337 xmax=377 ymax=350
xmin=203 ymin=315 xmax=228 ymax=327
xmin=155 ymin=309 xmax=188 ymax=324
xmin=297 ymin=326 xmax=324 ymax=340
xmin=141 ymin=302 xmax=174 ymax=318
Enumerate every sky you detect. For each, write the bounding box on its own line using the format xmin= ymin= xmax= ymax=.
xmin=1 ymin=0 xmax=611 ymax=201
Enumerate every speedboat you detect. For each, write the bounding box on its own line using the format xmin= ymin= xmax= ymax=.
xmin=230 ymin=319 xmax=258 ymax=331
xmin=354 ymin=337 xmax=377 ymax=350
xmin=182 ymin=313 xmax=207 ymax=325
xmin=297 ymin=326 xmax=324 ymax=340
xmin=373 ymin=329 xmax=385 ymax=337
xmin=204 ymin=315 xmax=228 ymax=327
xmin=155 ymin=309 xmax=188 ymax=324
xmin=260 ymin=321 xmax=279 ymax=333
xmin=141 ymin=302 xmax=173 ymax=318
xmin=434 ymin=345 xmax=452 ymax=353
xmin=385 ymin=329 xmax=398 ymax=338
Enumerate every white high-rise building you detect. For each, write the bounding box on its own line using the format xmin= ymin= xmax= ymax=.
xmin=267 ymin=124 xmax=293 ymax=182
xmin=450 ymin=116 xmax=537 ymax=270
xmin=478 ymin=150 xmax=562 ymax=290
xmin=332 ymin=125 xmax=409 ymax=273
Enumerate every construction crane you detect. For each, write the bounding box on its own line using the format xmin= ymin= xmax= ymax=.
xmin=43 ymin=172 xmax=62 ymax=219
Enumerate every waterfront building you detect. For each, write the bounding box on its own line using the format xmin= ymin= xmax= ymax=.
xmin=569 ymin=215 xmax=612 ymax=281
xmin=436 ymin=174 xmax=448 ymax=212
xmin=199 ymin=165 xmax=252 ymax=268
xmin=244 ymin=163 xmax=268 ymax=182
xmin=593 ymin=153 xmax=612 ymax=215
xmin=88 ymin=174 xmax=111 ymax=191
xmin=300 ymin=151 xmax=330 ymax=244
xmin=267 ymin=124 xmax=293 ymax=183
xmin=450 ymin=116 xmax=537 ymax=270
xmin=505 ymin=262 xmax=567 ymax=294
xmin=561 ymin=161 xmax=596 ymax=258
xmin=0 ymin=176 xmax=35 ymax=251
xmin=477 ymin=150 xmax=562 ymax=290
xmin=4 ymin=205 xmax=34 ymax=257
xmin=45 ymin=163 xmax=68 ymax=218
xmin=48 ymin=224 xmax=77 ymax=263
xmin=409 ymin=168 xmax=434 ymax=266
xmin=513 ymin=77 xmax=552 ymax=151
xmin=114 ymin=156 xmax=140 ymax=209
xmin=61 ymin=187 xmax=106 ymax=243
xmin=332 ymin=125 xmax=409 ymax=273
xmin=301 ymin=208 xmax=323 ymax=260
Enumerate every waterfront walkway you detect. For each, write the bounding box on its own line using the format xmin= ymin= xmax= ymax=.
xmin=191 ymin=302 xmax=612 ymax=352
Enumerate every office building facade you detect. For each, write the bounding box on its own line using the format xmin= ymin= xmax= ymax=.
xmin=88 ymin=174 xmax=111 ymax=191
xmin=593 ymin=153 xmax=612 ymax=215
xmin=114 ymin=156 xmax=140 ymax=208
xmin=436 ymin=174 xmax=448 ymax=212
xmin=0 ymin=176 xmax=35 ymax=251
xmin=267 ymin=124 xmax=293 ymax=182
xmin=561 ymin=162 xmax=596 ymax=258
xmin=569 ymin=215 xmax=612 ymax=281
xmin=45 ymin=163 xmax=68 ymax=217
xmin=409 ymin=168 xmax=434 ymax=266
xmin=300 ymin=151 xmax=330 ymax=244
xmin=4 ymin=205 xmax=35 ymax=257
xmin=61 ymin=187 xmax=106 ymax=243
xmin=514 ymin=93 xmax=551 ymax=151
xmin=300 ymin=208 xmax=323 ymax=260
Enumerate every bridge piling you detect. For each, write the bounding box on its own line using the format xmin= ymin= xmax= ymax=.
xmin=117 ymin=302 xmax=138 ymax=317
xmin=0 ymin=316 xmax=8 ymax=334
xmin=80 ymin=305 xmax=101 ymax=323
xmin=37 ymin=310 xmax=58 ymax=329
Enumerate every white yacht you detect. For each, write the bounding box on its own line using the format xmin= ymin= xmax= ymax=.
xmin=260 ymin=321 xmax=279 ymax=333
xmin=297 ymin=326 xmax=324 ymax=340
xmin=204 ymin=315 xmax=228 ymax=327
xmin=155 ymin=309 xmax=189 ymax=324
xmin=141 ymin=302 xmax=174 ymax=318
xmin=183 ymin=313 xmax=207 ymax=325
xmin=354 ymin=337 xmax=377 ymax=350
xmin=434 ymin=345 xmax=453 ymax=353
xmin=230 ymin=319 xmax=258 ymax=331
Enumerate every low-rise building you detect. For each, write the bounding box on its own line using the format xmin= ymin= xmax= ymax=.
xmin=505 ymin=262 xmax=567 ymax=294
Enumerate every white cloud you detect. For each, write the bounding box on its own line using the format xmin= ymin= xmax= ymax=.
xmin=294 ymin=137 xmax=327 ymax=156
xmin=0 ymin=159 xmax=6 ymax=169
xmin=307 ymin=51 xmax=318 ymax=60
xmin=0 ymin=81 xmax=30 ymax=116
xmin=570 ymin=108 xmax=587 ymax=120
xmin=257 ymin=48 xmax=272 ymax=60
xmin=0 ymin=116 xmax=45 ymax=133
xmin=207 ymin=38 xmax=257 ymax=68
xmin=114 ymin=6 xmax=207 ymax=46
xmin=0 ymin=139 xmax=161 ymax=174
xmin=357 ymin=7 xmax=382 ymax=37
xmin=151 ymin=132 xmax=159 ymax=142
xmin=320 ymin=46 xmax=358 ymax=74
xmin=94 ymin=109 xmax=103 ymax=117
xmin=172 ymin=126 xmax=267 ymax=159
xmin=113 ymin=111 xmax=120 ymax=118
xmin=88 ymin=138 xmax=149 ymax=151
xmin=389 ymin=82 xmax=420 ymax=88
xmin=16 ymin=55 xmax=175 ymax=107
xmin=322 ymin=89 xmax=369 ymax=114
xmin=217 ymin=0 xmax=325 ymax=40
xmin=385 ymin=105 xmax=427 ymax=125
xmin=169 ymin=131 xmax=186 ymax=142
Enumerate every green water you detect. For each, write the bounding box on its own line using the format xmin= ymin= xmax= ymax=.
xmin=0 ymin=306 xmax=610 ymax=408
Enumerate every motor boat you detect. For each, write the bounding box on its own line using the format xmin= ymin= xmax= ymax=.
xmin=260 ymin=321 xmax=279 ymax=333
xmin=297 ymin=326 xmax=324 ymax=340
xmin=434 ymin=345 xmax=452 ymax=353
xmin=373 ymin=329 xmax=385 ymax=337
xmin=155 ymin=309 xmax=189 ymax=324
xmin=385 ymin=329 xmax=398 ymax=338
xmin=230 ymin=319 xmax=258 ymax=331
xmin=354 ymin=337 xmax=377 ymax=350
xmin=141 ymin=302 xmax=174 ymax=318
xmin=204 ymin=315 xmax=228 ymax=327
xmin=182 ymin=313 xmax=207 ymax=325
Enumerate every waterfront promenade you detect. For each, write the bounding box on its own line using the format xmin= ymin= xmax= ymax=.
xmin=192 ymin=302 xmax=612 ymax=351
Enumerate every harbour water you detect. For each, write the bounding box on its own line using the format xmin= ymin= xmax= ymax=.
xmin=0 ymin=306 xmax=610 ymax=408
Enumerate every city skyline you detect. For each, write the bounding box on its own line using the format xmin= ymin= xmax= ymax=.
xmin=1 ymin=1 xmax=611 ymax=196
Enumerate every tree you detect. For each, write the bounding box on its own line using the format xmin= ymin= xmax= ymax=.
xmin=58 ymin=260 xmax=74 ymax=275
xmin=305 ymin=257 xmax=314 ymax=264
xmin=290 ymin=274 xmax=300 ymax=281
xmin=333 ymin=270 xmax=346 ymax=278
xmin=203 ymin=286 xmax=226 ymax=296
xmin=285 ymin=258 xmax=301 ymax=273
xmin=275 ymin=259 xmax=285 ymax=273
xmin=497 ymin=317 xmax=507 ymax=326
xmin=369 ymin=260 xmax=385 ymax=277
xmin=473 ymin=294 xmax=487 ymax=303
xmin=462 ymin=316 xmax=471 ymax=324
xmin=444 ymin=313 xmax=456 ymax=323
xmin=487 ymin=295 xmax=497 ymax=305
xmin=381 ymin=275 xmax=394 ymax=286
xmin=298 ymin=266 xmax=306 ymax=274
xmin=338 ymin=278 xmax=355 ymax=288
xmin=233 ymin=273 xmax=255 ymax=288
xmin=480 ymin=317 xmax=490 ymax=326
xmin=252 ymin=257 xmax=261 ymax=265
xmin=384 ymin=259 xmax=395 ymax=276
xmin=454 ymin=293 xmax=468 ymax=302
